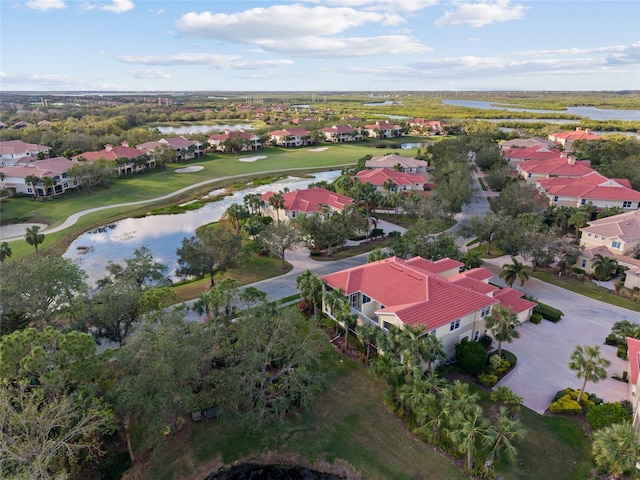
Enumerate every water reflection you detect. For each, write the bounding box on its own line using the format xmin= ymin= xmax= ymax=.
xmin=64 ymin=171 xmax=341 ymax=285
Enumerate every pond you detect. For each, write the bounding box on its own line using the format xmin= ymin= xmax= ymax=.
xmin=205 ymin=464 xmax=345 ymax=480
xmin=442 ymin=99 xmax=640 ymax=121
xmin=154 ymin=123 xmax=255 ymax=135
xmin=63 ymin=171 xmax=341 ymax=285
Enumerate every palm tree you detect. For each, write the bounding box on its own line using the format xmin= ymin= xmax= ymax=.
xmin=383 ymin=178 xmax=396 ymax=194
xmin=388 ymin=190 xmax=404 ymax=218
xmin=335 ymin=300 xmax=358 ymax=350
xmin=591 ymin=422 xmax=640 ymax=479
xmin=449 ymin=404 xmax=492 ymax=471
xmin=568 ymin=345 xmax=611 ymax=403
xmin=41 ymin=176 xmax=56 ymax=198
xmin=25 ymin=225 xmax=45 ymax=258
xmin=367 ymin=248 xmax=390 ymax=263
xmin=295 ymin=270 xmax=323 ymax=316
xmin=612 ymin=320 xmax=640 ymax=341
xmin=224 ymin=203 xmax=249 ymax=235
xmin=324 ymin=287 xmax=345 ymax=335
xmin=355 ymin=323 xmax=379 ymax=362
xmin=499 ymin=257 xmax=531 ymax=288
xmin=268 ymin=191 xmax=285 ymax=224
xmin=484 ymin=406 xmax=526 ymax=465
xmin=490 ymin=386 xmax=524 ymax=417
xmin=421 ymin=334 xmax=446 ymax=373
xmin=591 ymin=253 xmax=618 ymax=283
xmin=0 ymin=241 xmax=11 ymax=265
xmin=484 ymin=305 xmax=521 ymax=358
xmin=24 ymin=174 xmax=40 ymax=199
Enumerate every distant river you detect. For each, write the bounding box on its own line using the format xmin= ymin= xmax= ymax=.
xmin=442 ymin=99 xmax=640 ymax=121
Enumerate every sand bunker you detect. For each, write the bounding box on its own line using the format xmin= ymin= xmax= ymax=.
xmin=175 ymin=166 xmax=204 ymax=173
xmin=307 ymin=147 xmax=328 ymax=152
xmin=239 ymin=155 xmax=267 ymax=163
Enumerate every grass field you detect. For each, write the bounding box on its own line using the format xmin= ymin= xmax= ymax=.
xmin=142 ymin=348 xmax=592 ymax=480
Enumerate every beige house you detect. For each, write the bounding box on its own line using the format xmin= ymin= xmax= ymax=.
xmin=363 ymin=121 xmax=402 ymax=139
xmin=0 ymin=140 xmax=50 ymax=166
xmin=0 ymin=157 xmax=78 ymax=197
xmin=320 ymin=256 xmax=535 ymax=358
xmin=365 ymin=154 xmax=429 ymax=175
xmin=268 ymin=128 xmax=311 ymax=147
xmin=259 ymin=187 xmax=353 ymax=223
xmin=320 ymin=125 xmax=363 ymax=143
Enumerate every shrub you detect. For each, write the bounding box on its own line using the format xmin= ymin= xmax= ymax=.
xmin=605 ymin=333 xmax=621 ymax=346
xmin=479 ymin=373 xmax=498 ymax=387
xmin=455 ymin=339 xmax=488 ymax=375
xmin=501 ymin=350 xmax=517 ymax=368
xmin=571 ymin=267 xmax=586 ymax=275
xmin=550 ymin=394 xmax=582 ymax=414
xmin=530 ymin=312 xmax=543 ymax=324
xmin=478 ymin=333 xmax=493 ymax=348
xmin=587 ymin=402 xmax=632 ymax=430
xmin=617 ymin=345 xmax=628 ymax=359
xmin=534 ymin=302 xmax=564 ymax=322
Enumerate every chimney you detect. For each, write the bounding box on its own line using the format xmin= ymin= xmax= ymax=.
xmin=575 ymin=127 xmax=582 ymax=131
xmin=105 ymin=144 xmax=113 ymax=152
xmin=585 ymin=128 xmax=591 ymax=134
xmin=568 ymin=156 xmax=576 ymax=165
xmin=121 ymin=141 xmax=129 ymax=147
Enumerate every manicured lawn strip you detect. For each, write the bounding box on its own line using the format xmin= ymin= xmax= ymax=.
xmin=148 ymin=354 xmax=468 ymax=480
xmin=172 ymin=256 xmax=293 ymax=303
xmin=530 ymin=269 xmax=640 ymax=312
xmin=495 ymin=408 xmax=592 ymax=480
xmin=310 ymin=239 xmax=392 ymax=262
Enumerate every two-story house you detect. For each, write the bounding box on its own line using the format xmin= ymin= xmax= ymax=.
xmin=208 ymin=130 xmax=262 ymax=152
xmin=137 ymin=136 xmax=204 ymax=161
xmin=268 ymin=128 xmax=311 ymax=147
xmin=364 ymin=154 xmax=429 ymax=175
xmin=260 ymin=187 xmax=354 ymax=223
xmin=548 ymin=127 xmax=602 ymax=151
xmin=517 ymin=155 xmax=593 ymax=183
xmin=363 ymin=121 xmax=402 ymax=139
xmin=320 ymin=125 xmax=363 ymax=143
xmin=0 ymin=140 xmax=50 ymax=167
xmin=320 ymin=256 xmax=535 ymax=358
xmin=73 ymin=142 xmax=154 ymax=175
xmin=0 ymin=157 xmax=78 ymax=197
xmin=355 ymin=168 xmax=431 ymax=195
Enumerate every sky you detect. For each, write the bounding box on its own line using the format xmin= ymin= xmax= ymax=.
xmin=1 ymin=0 xmax=639 ymax=92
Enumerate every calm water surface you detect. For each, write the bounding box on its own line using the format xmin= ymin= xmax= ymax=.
xmin=155 ymin=123 xmax=255 ymax=135
xmin=64 ymin=171 xmax=341 ymax=285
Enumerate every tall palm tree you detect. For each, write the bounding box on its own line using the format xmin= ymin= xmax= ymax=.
xmin=24 ymin=174 xmax=40 ymax=199
xmin=499 ymin=257 xmax=531 ymax=288
xmin=367 ymin=248 xmax=390 ymax=263
xmin=388 ymin=190 xmax=404 ymax=218
xmin=383 ymin=178 xmax=396 ymax=194
xmin=484 ymin=305 xmax=521 ymax=358
xmin=0 ymin=241 xmax=11 ymax=265
xmin=484 ymin=406 xmax=526 ymax=465
xmin=449 ymin=404 xmax=492 ymax=471
xmin=224 ymin=203 xmax=249 ymax=235
xmin=591 ymin=253 xmax=618 ymax=283
xmin=295 ymin=270 xmax=323 ymax=316
xmin=591 ymin=422 xmax=640 ymax=479
xmin=568 ymin=344 xmax=611 ymax=403
xmin=421 ymin=334 xmax=446 ymax=373
xmin=24 ymin=225 xmax=45 ymax=258
xmin=41 ymin=176 xmax=56 ymax=198
xmin=612 ymin=320 xmax=640 ymax=341
xmin=335 ymin=300 xmax=358 ymax=350
xmin=268 ymin=191 xmax=285 ymax=224
xmin=355 ymin=323 xmax=379 ymax=362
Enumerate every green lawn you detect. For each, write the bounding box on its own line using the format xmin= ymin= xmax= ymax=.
xmin=143 ymin=350 xmax=593 ymax=480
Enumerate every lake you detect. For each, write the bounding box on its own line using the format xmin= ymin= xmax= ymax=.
xmin=63 ymin=171 xmax=341 ymax=285
xmin=442 ymin=99 xmax=640 ymax=121
xmin=154 ymin=123 xmax=255 ymax=135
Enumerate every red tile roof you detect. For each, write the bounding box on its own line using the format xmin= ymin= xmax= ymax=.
xmin=493 ymin=288 xmax=537 ymax=315
xmin=320 ymin=125 xmax=358 ymax=134
xmin=269 ymin=128 xmax=310 ymax=137
xmin=502 ymin=145 xmax=562 ymax=161
xmin=260 ymin=187 xmax=353 ymax=213
xmin=209 ymin=130 xmax=258 ymax=141
xmin=0 ymin=139 xmax=50 ymax=156
xmin=0 ymin=157 xmax=74 ymax=179
xmin=518 ymin=157 xmax=594 ymax=177
xmin=550 ymin=128 xmax=602 ymax=142
xmin=539 ymin=173 xmax=640 ymax=202
xmin=160 ymin=136 xmax=201 ymax=149
xmin=356 ymin=168 xmax=426 ymax=188
xmin=74 ymin=144 xmax=147 ymax=161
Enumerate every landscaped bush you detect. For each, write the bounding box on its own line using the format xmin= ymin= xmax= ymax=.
xmin=501 ymin=350 xmax=517 ymax=368
xmin=478 ymin=333 xmax=493 ymax=349
xmin=530 ymin=312 xmax=542 ymax=324
xmin=479 ymin=373 xmax=498 ymax=388
xmin=605 ymin=333 xmax=621 ymax=346
xmin=586 ymin=402 xmax=632 ymax=430
xmin=571 ymin=267 xmax=586 ymax=275
xmin=455 ymin=339 xmax=488 ymax=375
xmin=550 ymin=394 xmax=582 ymax=414
xmin=534 ymin=302 xmax=564 ymax=322
xmin=617 ymin=344 xmax=628 ymax=359
xmin=551 ymin=388 xmax=598 ymax=413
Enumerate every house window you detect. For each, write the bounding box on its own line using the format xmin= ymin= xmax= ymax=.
xmin=290 ymin=211 xmax=296 ymax=218
xmin=481 ymin=306 xmax=491 ymax=317
xmin=350 ymin=294 xmax=358 ymax=308
xmin=450 ymin=319 xmax=461 ymax=332
xmin=581 ymin=259 xmax=587 ymax=268
xmin=587 ymin=233 xmax=592 ymax=237
xmin=527 ymin=173 xmax=532 ymax=178
xmin=553 ymin=196 xmax=558 ymax=203
xmin=580 ymin=199 xmax=586 ymax=205
xmin=430 ymin=329 xmax=437 ymax=336
xmin=402 ymin=185 xmax=407 ymax=191
xmin=382 ymin=321 xmax=393 ymax=331
xmin=623 ymin=201 xmax=632 ymax=208
xmin=474 ymin=330 xmax=480 ymax=341
xmin=362 ymin=294 xmax=371 ymax=304
xmin=612 ymin=241 xmax=621 ymax=249
xmin=27 ymin=188 xmax=33 ymax=193
xmin=63 ymin=183 xmax=68 ymax=188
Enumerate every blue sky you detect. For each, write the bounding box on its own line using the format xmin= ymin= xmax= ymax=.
xmin=1 ymin=0 xmax=639 ymax=91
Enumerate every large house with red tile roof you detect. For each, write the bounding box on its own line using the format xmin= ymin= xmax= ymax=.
xmin=0 ymin=140 xmax=50 ymax=167
xmin=501 ymin=145 xmax=563 ymax=165
xmin=320 ymin=256 xmax=535 ymax=357
xmin=73 ymin=142 xmax=154 ymax=176
xmin=208 ymin=130 xmax=262 ymax=152
xmin=517 ymin=155 xmax=594 ymax=183
xmin=363 ymin=121 xmax=402 ymax=139
xmin=408 ymin=119 xmax=445 ymax=136
xmin=260 ymin=187 xmax=354 ymax=223
xmin=537 ymin=171 xmax=640 ymax=210
xmin=355 ymin=168 xmax=431 ymax=195
xmin=320 ymin=125 xmax=363 ymax=143
xmin=365 ymin=154 xmax=429 ymax=175
xmin=499 ymin=136 xmax=557 ymax=150
xmin=548 ymin=127 xmax=602 ymax=150
xmin=268 ymin=128 xmax=312 ymax=147
xmin=626 ymin=337 xmax=640 ymax=434
xmin=137 ymin=136 xmax=203 ymax=161
xmin=0 ymin=157 xmax=78 ymax=197
xmin=576 ymin=209 xmax=640 ymax=288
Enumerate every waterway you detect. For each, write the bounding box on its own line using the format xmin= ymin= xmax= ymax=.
xmin=154 ymin=123 xmax=255 ymax=135
xmin=63 ymin=171 xmax=341 ymax=285
xmin=442 ymin=99 xmax=640 ymax=122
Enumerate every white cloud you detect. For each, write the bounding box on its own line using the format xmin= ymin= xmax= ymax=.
xmin=25 ymin=0 xmax=66 ymax=11
xmin=127 ymin=69 xmax=171 ymax=79
xmin=99 ymin=0 xmax=134 ymax=13
xmin=435 ymin=0 xmax=528 ymax=28
xmin=147 ymin=8 xmax=164 ymax=15
xmin=175 ymin=4 xmax=428 ymax=57
xmin=309 ymin=0 xmax=438 ymax=12
xmin=0 ymin=71 xmax=7 ymax=77
xmin=117 ymin=53 xmax=293 ymax=70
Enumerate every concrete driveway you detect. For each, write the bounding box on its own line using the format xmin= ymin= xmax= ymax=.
xmin=484 ymin=258 xmax=640 ymax=414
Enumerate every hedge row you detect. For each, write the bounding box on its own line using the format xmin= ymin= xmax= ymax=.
xmin=534 ymin=301 xmax=564 ymax=322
